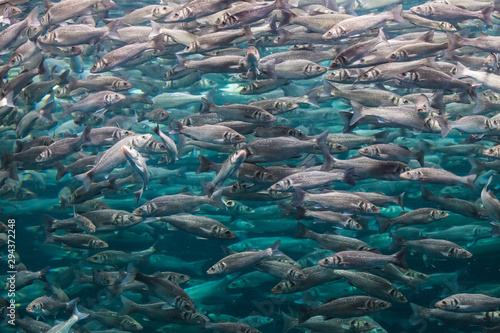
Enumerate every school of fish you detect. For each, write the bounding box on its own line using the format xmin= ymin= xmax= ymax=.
xmin=3 ymin=0 xmax=500 ymax=332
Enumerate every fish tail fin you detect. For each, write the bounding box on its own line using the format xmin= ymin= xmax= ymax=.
xmin=389 ymin=4 xmax=405 ymax=24
xmin=106 ymin=19 xmax=121 ymax=40
xmin=295 ymin=222 xmax=312 ymax=239
xmin=199 ymin=97 xmax=213 ymax=114
xmin=55 ymin=162 xmax=67 ymax=181
xmin=67 ymin=297 xmax=79 ymax=311
xmin=396 ymin=191 xmax=405 ymax=210
xmin=416 ymin=149 xmax=425 ymax=167
xmin=118 ymin=295 xmax=136 ymax=316
xmin=376 ymin=216 xmax=391 ymax=233
xmin=447 ymin=32 xmax=463 ymax=51
xmin=342 ymin=167 xmax=356 ymax=186
xmin=377 ymin=27 xmax=388 ymax=44
xmin=292 ymin=188 xmax=307 ymax=207
xmin=479 ymin=6 xmax=493 ymax=26
xmin=268 ymin=14 xmax=279 ymax=34
xmin=281 ymin=312 xmax=297 ymax=333
xmin=313 ymin=130 xmax=329 ymax=151
xmin=276 ymin=0 xmax=292 ymax=13
xmin=421 ymin=187 xmax=435 ymax=202
xmin=74 ymin=171 xmax=92 ymax=192
xmin=210 ymin=189 xmax=225 ymax=210
xmin=349 ymin=100 xmax=366 ymax=126
xmin=393 ymin=246 xmax=408 ymax=270
xmin=434 ymin=116 xmax=451 ymax=138
xmin=196 ymin=155 xmax=212 ymax=174
xmin=388 ymin=232 xmax=403 ymax=251
xmin=134 ymin=188 xmax=143 ymax=205
xmin=151 ymin=33 xmax=166 ymax=52
xmin=464 ymin=174 xmax=477 ymax=190
xmin=320 ymin=146 xmax=337 ymax=171
xmin=297 ymin=305 xmax=311 ymax=324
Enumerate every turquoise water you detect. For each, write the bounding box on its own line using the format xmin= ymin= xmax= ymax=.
xmin=2 ymin=0 xmax=500 ymax=332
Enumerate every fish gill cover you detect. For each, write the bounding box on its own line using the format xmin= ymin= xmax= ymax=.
xmin=1 ymin=0 xmax=500 ymax=332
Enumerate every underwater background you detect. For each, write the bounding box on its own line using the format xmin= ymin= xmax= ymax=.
xmin=2 ymin=0 xmax=500 ymax=332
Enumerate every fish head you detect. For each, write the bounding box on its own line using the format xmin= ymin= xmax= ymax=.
xmin=487 ymin=119 xmax=500 ymax=130
xmin=270 ymin=178 xmax=290 ymax=192
xmin=277 ymin=100 xmax=298 ymax=112
xmin=207 ymin=262 xmax=225 ymax=274
xmin=305 ymin=63 xmax=327 ymax=77
xmin=224 ymin=131 xmax=246 ymax=144
xmin=152 ymin=108 xmax=170 ymax=121
xmin=26 ymin=300 xmax=44 ymax=315
xmin=114 ymin=129 xmax=135 ymax=141
xmin=359 ymin=201 xmax=380 ymax=214
xmin=358 ymin=69 xmax=378 ymax=82
xmin=483 ymin=147 xmax=500 ymax=158
xmin=448 ymin=247 xmax=473 ymax=259
xmin=387 ymin=51 xmax=404 ymax=62
xmin=350 ymin=318 xmax=376 ymax=331
xmin=218 ymin=15 xmax=237 ymax=29
xmin=90 ymin=59 xmax=107 ymax=73
xmin=318 ymin=255 xmax=337 ymax=267
xmin=175 ymin=296 xmax=196 ymax=313
xmin=93 ymin=0 xmax=115 ymax=13
xmin=105 ymin=93 xmax=126 ymax=105
xmin=35 ymin=148 xmax=51 ymax=163
xmin=358 ymin=146 xmax=378 ymax=157
xmin=170 ymin=6 xmax=193 ymax=22
xmin=258 ymin=111 xmax=276 ymax=123
xmin=438 ymin=21 xmax=457 ymax=32
xmin=410 ymin=4 xmax=431 ymax=16
xmin=152 ymin=5 xmax=173 ymax=18
xmin=183 ymin=41 xmax=199 ymax=54
xmin=271 ymin=280 xmax=295 ymax=294
xmin=40 ymin=13 xmax=51 ymax=26
xmin=230 ymin=149 xmax=247 ymax=163
xmin=435 ymin=298 xmax=457 ymax=310
xmin=346 ymin=218 xmax=362 ymax=230
xmin=88 ymin=252 xmax=107 ymax=264
xmin=132 ymin=134 xmax=153 ymax=148
xmin=114 ymin=79 xmax=134 ymax=91
xmin=213 ymin=226 xmax=237 ymax=239
xmin=27 ymin=25 xmax=45 ymax=40
xmin=132 ymin=203 xmax=155 ymax=216
xmin=120 ymin=316 xmax=143 ymax=331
